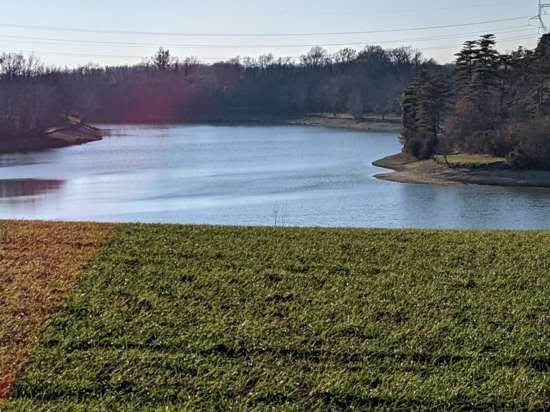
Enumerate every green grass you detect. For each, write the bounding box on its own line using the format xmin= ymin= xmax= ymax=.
xmin=4 ymin=225 xmax=550 ymax=410
xmin=433 ymin=154 xmax=507 ymax=169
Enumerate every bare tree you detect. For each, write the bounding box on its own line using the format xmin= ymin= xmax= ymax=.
xmin=301 ymin=47 xmax=330 ymax=68
xmin=150 ymin=48 xmax=178 ymax=71
xmin=333 ymin=48 xmax=357 ymax=65
xmin=0 ymin=53 xmax=43 ymax=80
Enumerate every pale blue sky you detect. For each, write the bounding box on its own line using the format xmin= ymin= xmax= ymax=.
xmin=0 ymin=0 xmax=541 ymax=67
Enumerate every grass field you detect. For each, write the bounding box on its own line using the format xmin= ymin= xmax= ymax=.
xmin=433 ymin=154 xmax=508 ymax=169
xmin=1 ymin=222 xmax=550 ymax=410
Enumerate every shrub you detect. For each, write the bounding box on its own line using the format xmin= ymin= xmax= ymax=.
xmin=506 ymin=117 xmax=550 ymax=169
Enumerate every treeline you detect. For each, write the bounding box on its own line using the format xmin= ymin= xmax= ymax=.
xmin=401 ymin=34 xmax=550 ymax=169
xmin=0 ymin=46 xmax=431 ymax=139
xmin=0 ymin=54 xmax=70 ymax=139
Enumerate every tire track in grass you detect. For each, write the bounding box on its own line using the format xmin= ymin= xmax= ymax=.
xmin=0 ymin=220 xmax=115 ymax=399
xmin=4 ymin=225 xmax=550 ymax=410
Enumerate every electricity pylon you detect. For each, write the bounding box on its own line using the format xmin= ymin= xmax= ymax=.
xmin=531 ymin=0 xmax=550 ymax=33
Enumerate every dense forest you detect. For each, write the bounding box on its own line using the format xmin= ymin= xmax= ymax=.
xmin=402 ymin=33 xmax=550 ymax=169
xmin=0 ymin=45 xmax=431 ymax=140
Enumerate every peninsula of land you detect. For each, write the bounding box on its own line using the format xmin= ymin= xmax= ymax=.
xmin=0 ymin=117 xmax=103 ymax=154
xmin=374 ymin=153 xmax=550 ymax=188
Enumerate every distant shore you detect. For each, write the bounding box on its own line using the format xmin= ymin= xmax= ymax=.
xmin=374 ymin=153 xmax=550 ymax=188
xmin=0 ymin=114 xmax=398 ymax=155
xmin=288 ymin=114 xmax=401 ymax=133
xmin=94 ymin=113 xmax=403 ymax=133
xmin=0 ymin=120 xmax=103 ymax=154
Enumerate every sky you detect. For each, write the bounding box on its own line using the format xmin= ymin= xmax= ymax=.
xmin=0 ymin=0 xmax=543 ymax=67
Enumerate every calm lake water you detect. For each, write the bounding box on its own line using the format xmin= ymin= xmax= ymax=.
xmin=1 ymin=124 xmax=550 ymax=229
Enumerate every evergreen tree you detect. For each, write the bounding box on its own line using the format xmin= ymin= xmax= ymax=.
xmin=454 ymin=40 xmax=478 ymax=98
xmin=401 ymin=70 xmax=449 ymax=159
xmin=525 ymin=33 xmax=550 ymax=117
xmin=470 ymin=34 xmax=499 ymax=113
xmin=400 ymin=83 xmax=419 ymax=153
xmin=445 ymin=35 xmax=500 ymax=154
xmin=417 ymin=72 xmax=448 ymax=139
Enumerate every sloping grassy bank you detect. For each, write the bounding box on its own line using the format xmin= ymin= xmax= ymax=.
xmin=2 ymin=223 xmax=550 ymax=410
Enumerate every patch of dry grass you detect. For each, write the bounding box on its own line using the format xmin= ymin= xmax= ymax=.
xmin=0 ymin=220 xmax=113 ymax=399
xmin=433 ymin=154 xmax=507 ymax=168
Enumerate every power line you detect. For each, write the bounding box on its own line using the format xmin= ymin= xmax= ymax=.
xmin=312 ymin=0 xmax=522 ymax=16
xmin=2 ymin=49 xmax=221 ymax=61
xmin=0 ymin=16 xmax=531 ymax=38
xmin=421 ymin=33 xmax=540 ymax=50
xmin=0 ymin=27 xmax=536 ymax=50
xmin=181 ymin=0 xmax=520 ymax=18
xmin=7 ymin=33 xmax=539 ymax=63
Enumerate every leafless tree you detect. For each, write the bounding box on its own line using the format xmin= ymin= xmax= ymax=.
xmin=150 ymin=48 xmax=178 ymax=71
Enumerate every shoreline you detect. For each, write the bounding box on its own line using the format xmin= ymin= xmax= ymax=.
xmin=373 ymin=153 xmax=550 ymax=188
xmin=0 ymin=122 xmax=103 ymax=155
xmin=0 ymin=115 xmax=398 ymax=155
xmin=95 ymin=114 xmax=402 ymax=133
xmin=287 ymin=114 xmax=401 ymax=133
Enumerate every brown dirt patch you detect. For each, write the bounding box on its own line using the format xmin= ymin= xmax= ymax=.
xmin=0 ymin=220 xmax=114 ymax=399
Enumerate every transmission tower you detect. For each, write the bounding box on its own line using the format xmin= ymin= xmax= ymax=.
xmin=531 ymin=0 xmax=550 ymax=33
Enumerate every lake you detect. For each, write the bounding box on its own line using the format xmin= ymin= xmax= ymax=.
xmin=1 ymin=124 xmax=550 ymax=229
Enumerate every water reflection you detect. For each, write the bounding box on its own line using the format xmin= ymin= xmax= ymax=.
xmin=1 ymin=125 xmax=550 ymax=228
xmin=0 ymin=179 xmax=64 ymax=198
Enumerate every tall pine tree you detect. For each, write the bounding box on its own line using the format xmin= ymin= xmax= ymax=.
xmin=401 ymin=70 xmax=449 ymax=159
xmin=471 ymin=34 xmax=499 ymax=113
xmin=525 ymin=33 xmax=550 ymax=117
xmin=454 ymin=40 xmax=478 ymax=99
